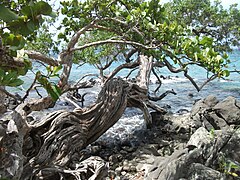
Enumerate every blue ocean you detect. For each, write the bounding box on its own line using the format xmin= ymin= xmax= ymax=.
xmin=9 ymin=50 xmax=240 ymax=113
xmin=70 ymin=50 xmax=240 ymax=113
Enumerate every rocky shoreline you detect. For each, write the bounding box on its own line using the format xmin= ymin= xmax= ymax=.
xmin=3 ymin=95 xmax=239 ymax=179
xmin=78 ymin=95 xmax=240 ymax=179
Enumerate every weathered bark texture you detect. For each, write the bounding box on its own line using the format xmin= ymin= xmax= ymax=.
xmin=0 ymin=54 xmax=167 ymax=179
xmin=20 ymin=78 xmax=129 ymax=179
xmin=18 ymin=74 xmax=165 ymax=179
xmin=0 ymin=86 xmax=7 ymax=114
xmin=145 ymin=127 xmax=234 ymax=180
xmin=0 ymin=111 xmax=29 ymax=179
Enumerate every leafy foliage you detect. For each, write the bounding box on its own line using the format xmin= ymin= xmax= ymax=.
xmin=59 ymin=0 xmax=231 ymax=78
xmin=1 ymin=0 xmax=239 ymax=102
xmin=164 ymin=0 xmax=240 ymax=52
xmin=36 ymin=70 xmax=62 ymax=101
xmin=0 ymin=0 xmax=62 ymax=101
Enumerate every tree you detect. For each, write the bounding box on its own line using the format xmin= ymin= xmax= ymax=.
xmin=164 ymin=0 xmax=240 ymax=52
xmin=0 ymin=0 xmax=239 ymax=179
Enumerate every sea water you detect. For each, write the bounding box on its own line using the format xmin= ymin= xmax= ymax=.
xmin=69 ymin=50 xmax=240 ymax=113
xmin=8 ymin=50 xmax=240 ymax=113
xmin=6 ymin=50 xmax=240 ymax=144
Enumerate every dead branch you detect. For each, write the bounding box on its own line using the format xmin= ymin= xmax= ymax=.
xmin=125 ymin=67 xmax=138 ymax=79
xmin=198 ymin=74 xmax=218 ymax=90
xmin=75 ymin=74 xmax=99 ymax=85
xmin=70 ymin=39 xmax=157 ymax=52
xmin=152 ymin=67 xmax=162 ymax=94
xmin=64 ymin=96 xmax=81 ymax=108
xmin=104 ymin=60 xmax=139 ymax=84
xmin=0 ymin=87 xmax=22 ymax=102
xmin=22 ymin=75 xmax=38 ymax=102
xmin=25 ymin=50 xmax=59 ymax=66
xmin=124 ymin=49 xmax=138 ymax=62
xmin=148 ymin=89 xmax=177 ymax=101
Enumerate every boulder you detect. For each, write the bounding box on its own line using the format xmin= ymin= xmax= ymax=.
xmin=190 ymin=96 xmax=240 ymax=131
xmin=188 ymin=163 xmax=226 ymax=180
xmin=190 ymin=95 xmax=220 ymax=131
xmin=220 ymin=129 xmax=240 ymax=163
xmin=145 ymin=127 xmax=238 ymax=180
xmin=213 ymin=96 xmax=240 ymax=125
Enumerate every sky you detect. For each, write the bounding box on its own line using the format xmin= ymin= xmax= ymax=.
xmin=220 ymin=0 xmax=240 ymax=8
xmin=160 ymin=0 xmax=240 ymax=8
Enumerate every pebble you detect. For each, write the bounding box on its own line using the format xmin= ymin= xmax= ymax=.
xmin=115 ymin=166 xmax=123 ymax=175
xmin=121 ymin=171 xmax=127 ymax=176
xmin=90 ymin=145 xmax=101 ymax=155
xmin=130 ymin=165 xmax=137 ymax=172
xmin=123 ymin=165 xmax=130 ymax=172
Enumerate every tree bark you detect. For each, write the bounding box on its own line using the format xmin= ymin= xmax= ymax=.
xmin=0 ymin=86 xmax=7 ymax=114
xmin=21 ymin=78 xmax=130 ymax=179
xmin=1 ymin=54 xmax=166 ymax=180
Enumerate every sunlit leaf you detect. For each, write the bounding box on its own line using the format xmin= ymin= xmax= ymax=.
xmin=0 ymin=5 xmax=19 ymax=22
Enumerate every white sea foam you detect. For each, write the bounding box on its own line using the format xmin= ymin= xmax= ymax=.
xmin=150 ymin=75 xmax=189 ymax=84
xmin=98 ymin=114 xmax=145 ymax=141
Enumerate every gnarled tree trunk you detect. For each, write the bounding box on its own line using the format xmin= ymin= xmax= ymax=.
xmin=1 ymin=55 xmax=166 ymax=180
xmin=0 ymin=86 xmax=7 ymax=114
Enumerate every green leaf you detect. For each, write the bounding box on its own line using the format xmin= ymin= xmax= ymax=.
xmin=52 ymin=84 xmax=62 ymax=97
xmin=8 ymin=18 xmax=33 ymax=36
xmin=222 ymin=70 xmax=230 ymax=77
xmin=2 ymin=71 xmax=18 ymax=84
xmin=0 ymin=5 xmax=19 ymax=22
xmin=21 ymin=6 xmax=34 ymax=17
xmin=53 ymin=65 xmax=62 ymax=74
xmin=27 ymin=21 xmax=36 ymax=32
xmin=5 ymin=34 xmax=20 ymax=46
xmin=126 ymin=14 xmax=133 ymax=22
xmin=199 ymin=36 xmax=213 ymax=46
xmin=34 ymin=1 xmax=52 ymax=15
xmin=8 ymin=79 xmax=24 ymax=87
xmin=222 ymin=52 xmax=228 ymax=59
xmin=46 ymin=84 xmax=59 ymax=101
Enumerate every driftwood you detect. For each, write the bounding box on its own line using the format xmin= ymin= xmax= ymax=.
xmin=19 ymin=77 xmax=165 ymax=179
xmin=0 ymin=55 xmax=166 ymax=179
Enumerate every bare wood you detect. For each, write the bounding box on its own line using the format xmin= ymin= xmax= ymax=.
xmin=21 ymin=78 xmax=130 ymax=179
xmin=136 ymin=55 xmax=153 ymax=90
xmin=104 ymin=60 xmax=139 ymax=84
xmin=25 ymin=50 xmax=59 ymax=66
xmin=70 ymin=39 xmax=157 ymax=52
xmin=152 ymin=67 xmax=162 ymax=93
xmin=148 ymin=89 xmax=177 ymax=101
xmin=0 ymin=86 xmax=21 ymax=102
xmin=0 ymin=49 xmax=25 ymax=69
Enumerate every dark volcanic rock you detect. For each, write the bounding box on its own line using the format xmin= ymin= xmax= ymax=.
xmin=213 ymin=96 xmax=240 ymax=125
xmin=190 ymin=96 xmax=240 ymax=131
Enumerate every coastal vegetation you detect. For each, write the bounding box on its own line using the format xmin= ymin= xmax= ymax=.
xmin=0 ymin=0 xmax=239 ymax=179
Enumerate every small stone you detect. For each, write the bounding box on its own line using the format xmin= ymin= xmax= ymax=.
xmin=117 ymin=154 xmax=123 ymax=161
xmin=122 ymin=146 xmax=134 ymax=152
xmin=122 ymin=165 xmax=130 ymax=172
xmin=115 ymin=166 xmax=123 ymax=175
xmin=108 ymin=170 xmax=116 ymax=179
xmin=109 ymin=154 xmax=119 ymax=164
xmin=130 ymin=165 xmax=137 ymax=172
xmin=121 ymin=171 xmax=127 ymax=176
xmin=122 ymin=160 xmax=129 ymax=166
xmin=120 ymin=150 xmax=128 ymax=155
xmin=90 ymin=145 xmax=101 ymax=155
